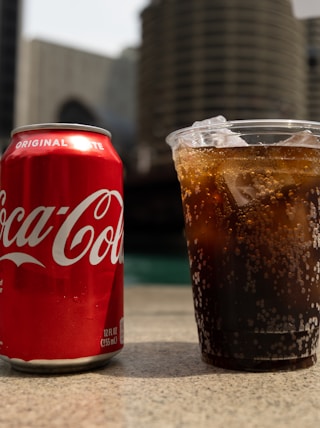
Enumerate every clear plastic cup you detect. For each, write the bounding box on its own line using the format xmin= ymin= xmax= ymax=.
xmin=167 ymin=119 xmax=320 ymax=371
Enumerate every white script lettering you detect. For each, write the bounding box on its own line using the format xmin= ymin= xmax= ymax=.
xmin=0 ymin=189 xmax=123 ymax=267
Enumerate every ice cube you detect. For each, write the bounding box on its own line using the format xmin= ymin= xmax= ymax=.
xmin=207 ymin=128 xmax=249 ymax=148
xmin=224 ymin=166 xmax=302 ymax=209
xmin=192 ymin=115 xmax=227 ymax=128
xmin=167 ymin=116 xmax=248 ymax=149
xmin=276 ymin=130 xmax=320 ymax=148
xmin=223 ymin=172 xmax=258 ymax=207
xmin=188 ymin=116 xmax=248 ymax=148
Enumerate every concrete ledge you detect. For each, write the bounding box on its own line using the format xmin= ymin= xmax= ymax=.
xmin=0 ymin=286 xmax=320 ymax=427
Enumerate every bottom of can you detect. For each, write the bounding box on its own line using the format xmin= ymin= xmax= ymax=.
xmin=0 ymin=349 xmax=122 ymax=374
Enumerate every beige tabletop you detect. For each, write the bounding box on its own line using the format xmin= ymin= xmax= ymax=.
xmin=0 ymin=285 xmax=320 ymax=428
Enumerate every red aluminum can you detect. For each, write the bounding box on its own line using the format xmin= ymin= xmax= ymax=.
xmin=0 ymin=123 xmax=124 ymax=373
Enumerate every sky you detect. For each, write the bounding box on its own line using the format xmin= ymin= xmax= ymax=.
xmin=22 ymin=0 xmax=320 ymax=58
xmin=22 ymin=0 xmax=151 ymax=57
xmin=291 ymin=0 xmax=320 ymax=18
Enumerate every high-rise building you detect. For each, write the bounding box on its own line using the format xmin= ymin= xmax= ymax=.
xmin=0 ymin=0 xmax=20 ymax=148
xmin=137 ymin=0 xmax=307 ymax=173
xmin=305 ymin=18 xmax=320 ymax=121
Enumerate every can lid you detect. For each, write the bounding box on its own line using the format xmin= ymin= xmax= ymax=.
xmin=11 ymin=123 xmax=112 ymax=138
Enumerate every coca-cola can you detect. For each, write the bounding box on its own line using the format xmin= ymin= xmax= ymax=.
xmin=0 ymin=123 xmax=124 ymax=373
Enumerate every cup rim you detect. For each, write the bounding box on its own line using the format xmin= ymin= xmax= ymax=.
xmin=166 ymin=118 xmax=320 ymax=147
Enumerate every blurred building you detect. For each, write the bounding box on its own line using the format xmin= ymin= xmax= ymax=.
xmin=137 ymin=0 xmax=307 ymax=177
xmin=305 ymin=18 xmax=320 ymax=121
xmin=10 ymin=0 xmax=320 ymax=251
xmin=15 ymin=39 xmax=138 ymax=166
xmin=123 ymin=0 xmax=309 ymax=241
xmin=0 ymin=0 xmax=21 ymax=149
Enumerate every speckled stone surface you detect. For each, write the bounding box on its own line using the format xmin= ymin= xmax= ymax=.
xmin=0 ymin=286 xmax=320 ymax=428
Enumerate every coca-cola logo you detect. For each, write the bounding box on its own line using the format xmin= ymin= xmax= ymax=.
xmin=0 ymin=189 xmax=123 ymax=267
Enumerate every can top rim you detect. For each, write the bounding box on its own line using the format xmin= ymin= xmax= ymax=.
xmin=11 ymin=123 xmax=112 ymax=138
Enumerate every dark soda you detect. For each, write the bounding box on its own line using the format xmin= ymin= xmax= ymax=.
xmin=174 ymin=144 xmax=320 ymax=371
